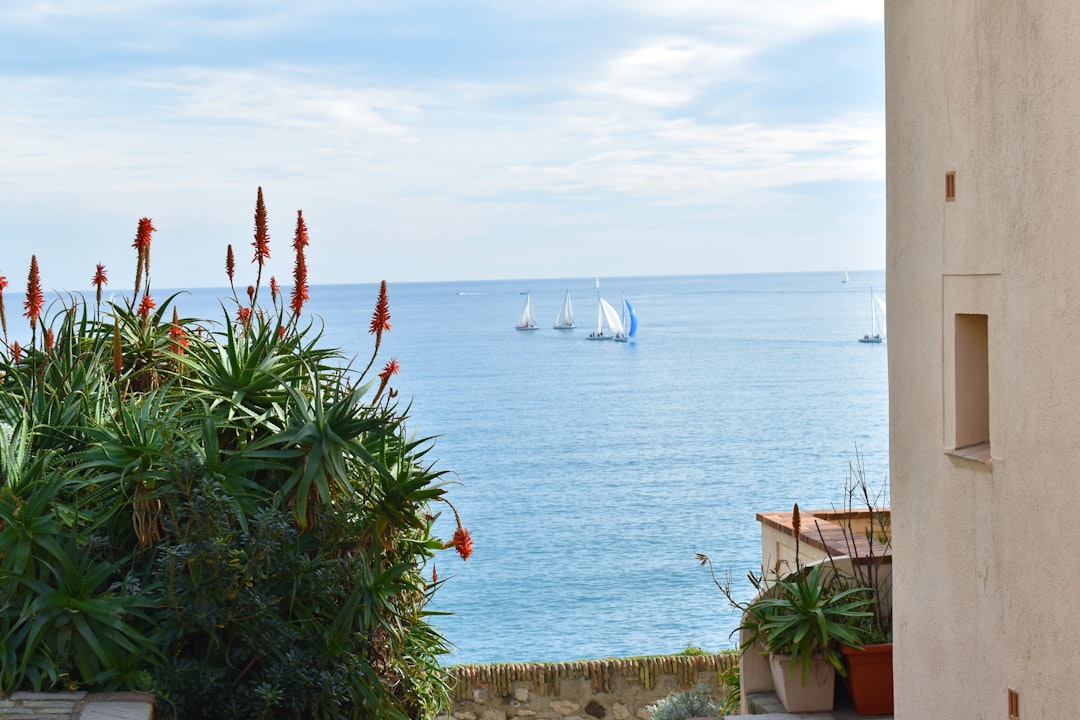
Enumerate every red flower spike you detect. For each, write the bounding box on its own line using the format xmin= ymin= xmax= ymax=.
xmin=91 ymin=263 xmax=108 ymax=307
xmin=44 ymin=328 xmax=54 ymax=353
xmin=236 ymin=306 xmax=252 ymax=325
xmin=369 ymin=280 xmax=391 ymax=345
xmin=278 ymin=326 xmax=286 ymax=340
xmin=293 ymin=209 xmax=309 ymax=250
xmin=246 ymin=285 xmax=255 ymax=302
xmin=132 ymin=218 xmax=155 ymax=296
xmin=23 ymin=255 xmax=43 ymax=329
xmin=252 ymin=186 xmax=270 ymax=265
xmin=378 ymin=357 xmax=399 ymax=381
xmin=169 ymin=307 xmax=188 ymax=355
xmin=452 ymin=527 xmax=473 ymax=561
xmin=138 ymin=294 xmax=155 ymax=317
xmin=226 ymin=244 xmax=235 ymax=284
xmin=133 ymin=217 xmax=155 ymax=252
xmin=432 ymin=564 xmax=438 ymax=586
xmin=270 ymin=276 xmax=279 ymax=300
xmin=290 ymin=246 xmax=309 ymax=316
xmin=0 ymin=276 xmax=8 ymax=292
xmin=12 ymin=341 xmax=20 ymax=363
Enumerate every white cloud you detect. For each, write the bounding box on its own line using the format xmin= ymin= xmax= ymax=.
xmin=0 ymin=0 xmax=885 ymax=286
xmin=146 ymin=68 xmax=425 ymax=139
xmin=589 ymin=37 xmax=749 ymax=108
xmin=504 ymin=112 xmax=884 ymax=203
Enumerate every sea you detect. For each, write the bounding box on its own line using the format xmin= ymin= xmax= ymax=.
xmin=170 ymin=271 xmax=889 ymax=667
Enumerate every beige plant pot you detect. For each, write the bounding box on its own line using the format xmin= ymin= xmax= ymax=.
xmin=768 ymin=653 xmax=836 ymax=713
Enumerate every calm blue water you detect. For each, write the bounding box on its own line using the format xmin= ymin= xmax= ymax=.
xmin=169 ymin=271 xmax=889 ymax=666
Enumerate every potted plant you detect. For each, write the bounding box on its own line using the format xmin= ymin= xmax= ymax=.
xmin=700 ymin=505 xmax=873 ymax=714
xmin=819 ymin=452 xmax=894 ymax=716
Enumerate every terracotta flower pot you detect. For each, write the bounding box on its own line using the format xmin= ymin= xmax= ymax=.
xmin=841 ymin=643 xmax=894 ymax=716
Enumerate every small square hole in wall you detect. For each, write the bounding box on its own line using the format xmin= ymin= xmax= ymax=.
xmin=946 ymin=171 xmax=956 ymax=201
xmin=1008 ymin=688 xmax=1019 ymax=719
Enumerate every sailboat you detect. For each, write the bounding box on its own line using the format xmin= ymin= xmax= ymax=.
xmin=842 ymin=269 xmax=850 ymax=284
xmin=614 ymin=296 xmax=638 ymax=342
xmin=553 ymin=290 xmax=576 ymax=329
xmin=587 ymin=279 xmax=625 ymax=340
xmin=858 ymin=288 xmax=885 ymax=343
xmin=515 ymin=291 xmax=538 ymax=330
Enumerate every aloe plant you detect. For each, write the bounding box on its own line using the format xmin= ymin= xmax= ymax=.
xmin=0 ymin=190 xmax=469 ymax=719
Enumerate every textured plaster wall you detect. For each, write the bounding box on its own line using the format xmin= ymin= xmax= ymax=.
xmin=886 ymin=1 xmax=1080 ymax=717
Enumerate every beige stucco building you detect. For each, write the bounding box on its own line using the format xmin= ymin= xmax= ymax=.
xmin=886 ymin=2 xmax=1080 ymax=717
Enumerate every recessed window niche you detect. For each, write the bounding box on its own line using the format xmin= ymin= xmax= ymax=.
xmin=954 ymin=313 xmax=989 ymax=450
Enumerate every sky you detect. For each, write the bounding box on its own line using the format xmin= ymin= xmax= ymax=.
xmin=0 ymin=1 xmax=885 ymax=291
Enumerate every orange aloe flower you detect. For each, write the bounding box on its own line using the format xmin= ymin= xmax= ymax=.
xmin=372 ymin=357 xmax=399 ymax=403
xmin=378 ymin=357 xmax=399 ymax=381
xmin=24 ymin=255 xmax=43 ymax=330
xmin=138 ymin=294 xmax=155 ymax=318
xmin=12 ymin=341 xmax=20 ymax=363
xmin=252 ymin=186 xmax=270 ymax=265
xmin=168 ymin=307 xmax=188 ymax=355
xmin=369 ymin=280 xmax=391 ymax=346
xmin=270 ymin=276 xmax=279 ymax=301
xmin=293 ymin=209 xmax=309 ymax=250
xmin=91 ymin=263 xmax=108 ymax=308
xmin=451 ymin=527 xmax=473 ymax=561
xmin=236 ymin=306 xmax=252 ymax=325
xmin=44 ymin=328 xmax=54 ymax=354
xmin=132 ymin=217 xmax=155 ymax=296
xmin=290 ymin=245 xmax=308 ymax=316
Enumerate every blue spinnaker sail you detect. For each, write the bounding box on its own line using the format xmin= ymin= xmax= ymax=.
xmin=624 ymin=298 xmax=638 ymax=338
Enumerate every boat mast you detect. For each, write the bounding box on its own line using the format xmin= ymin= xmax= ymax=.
xmin=870 ymin=287 xmax=877 ymax=337
xmin=595 ymin=278 xmax=602 ymax=335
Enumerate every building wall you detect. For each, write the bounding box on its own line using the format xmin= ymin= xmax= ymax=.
xmin=886 ymin=2 xmax=1080 ymax=717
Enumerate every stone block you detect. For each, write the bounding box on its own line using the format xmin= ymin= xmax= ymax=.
xmin=611 ymin=703 xmax=631 ymax=720
xmin=549 ymin=700 xmax=579 ymax=715
xmin=514 ymin=687 xmax=530 ymax=702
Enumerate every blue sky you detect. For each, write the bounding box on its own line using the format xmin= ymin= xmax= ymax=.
xmin=0 ymin=1 xmax=884 ymax=291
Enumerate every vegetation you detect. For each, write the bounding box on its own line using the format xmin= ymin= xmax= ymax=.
xmin=645 ymin=684 xmax=719 ymax=720
xmin=818 ymin=450 xmax=892 ymax=644
xmin=699 ymin=504 xmax=872 ymax=685
xmin=717 ymin=661 xmax=740 ymax=716
xmin=0 ymin=190 xmax=469 ymax=719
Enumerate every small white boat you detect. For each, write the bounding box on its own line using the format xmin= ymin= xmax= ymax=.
xmin=516 ymin=290 xmax=538 ymax=330
xmin=858 ymin=289 xmax=885 ymax=343
xmin=553 ymin=290 xmax=576 ymax=329
xmin=842 ymin=269 xmax=849 ymax=284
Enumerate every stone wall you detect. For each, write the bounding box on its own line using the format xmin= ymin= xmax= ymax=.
xmin=444 ymin=654 xmax=737 ymax=720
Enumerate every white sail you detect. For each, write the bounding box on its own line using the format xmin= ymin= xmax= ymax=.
xmin=874 ymin=296 xmax=887 ymax=337
xmin=858 ymin=288 xmax=884 ymax=343
xmin=554 ymin=290 xmax=575 ymax=329
xmin=600 ymin=298 xmax=624 ymax=337
xmin=516 ymin=291 xmax=538 ymax=330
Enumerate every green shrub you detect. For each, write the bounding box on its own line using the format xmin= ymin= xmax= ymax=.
xmin=0 ymin=191 xmax=469 ymax=719
xmin=645 ymin=685 xmax=719 ymax=720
